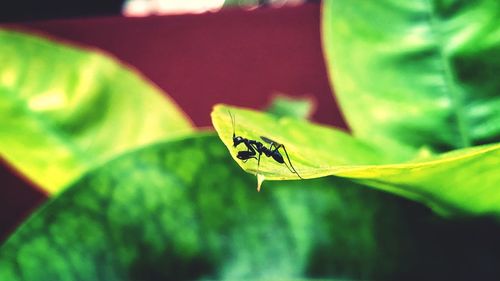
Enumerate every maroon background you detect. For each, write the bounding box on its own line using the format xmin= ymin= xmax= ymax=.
xmin=1 ymin=3 xmax=347 ymax=241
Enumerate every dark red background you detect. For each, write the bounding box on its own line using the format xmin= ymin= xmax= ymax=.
xmin=1 ymin=3 xmax=347 ymax=241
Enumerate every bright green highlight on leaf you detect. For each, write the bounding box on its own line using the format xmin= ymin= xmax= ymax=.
xmin=0 ymin=133 xmax=411 ymax=280
xmin=0 ymin=29 xmax=193 ymax=194
xmin=212 ymin=104 xmax=500 ymax=216
xmin=322 ymin=0 xmax=500 ymax=153
xmin=265 ymin=94 xmax=315 ymax=120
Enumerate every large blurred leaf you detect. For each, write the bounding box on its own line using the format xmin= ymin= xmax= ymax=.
xmin=0 ymin=133 xmax=412 ymax=280
xmin=212 ymin=105 xmax=500 ymax=216
xmin=322 ymin=0 xmax=500 ymax=154
xmin=0 ymin=29 xmax=193 ymax=194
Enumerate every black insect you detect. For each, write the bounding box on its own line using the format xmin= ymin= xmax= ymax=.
xmin=228 ymin=111 xmax=303 ymax=179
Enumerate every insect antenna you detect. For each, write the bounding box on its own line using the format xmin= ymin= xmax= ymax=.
xmin=228 ymin=110 xmax=236 ymax=138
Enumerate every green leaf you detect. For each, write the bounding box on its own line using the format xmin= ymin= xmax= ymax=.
xmin=212 ymin=104 xmax=412 ymax=179
xmin=265 ymin=94 xmax=315 ymax=120
xmin=0 ymin=133 xmax=410 ymax=280
xmin=0 ymin=29 xmax=193 ymax=194
xmin=322 ymin=0 xmax=500 ymax=153
xmin=212 ymin=104 xmax=500 ymax=216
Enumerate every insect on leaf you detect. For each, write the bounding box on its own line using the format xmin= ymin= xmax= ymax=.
xmin=212 ymin=104 xmax=500 ymax=216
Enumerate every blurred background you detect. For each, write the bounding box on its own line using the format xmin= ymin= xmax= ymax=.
xmin=0 ymin=0 xmax=320 ymax=22
xmin=0 ymin=0 xmax=341 ymax=242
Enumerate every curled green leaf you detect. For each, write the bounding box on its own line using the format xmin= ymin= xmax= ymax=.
xmin=212 ymin=104 xmax=500 ymax=216
xmin=212 ymin=104 xmax=408 ymax=180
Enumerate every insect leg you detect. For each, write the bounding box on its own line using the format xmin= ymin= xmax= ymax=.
xmin=280 ymin=145 xmax=303 ymax=179
xmin=228 ymin=110 xmax=236 ymax=138
xmin=237 ymin=149 xmax=257 ymax=161
xmin=242 ymin=157 xmax=257 ymax=163
xmin=256 ymin=151 xmax=262 ymax=176
xmin=262 ymin=141 xmax=301 ymax=178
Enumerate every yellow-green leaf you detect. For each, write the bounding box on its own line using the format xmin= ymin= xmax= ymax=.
xmin=212 ymin=104 xmax=500 ymax=216
xmin=0 ymin=29 xmax=193 ymax=194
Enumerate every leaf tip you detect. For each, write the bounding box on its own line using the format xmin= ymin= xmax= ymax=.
xmin=257 ymin=174 xmax=265 ymax=192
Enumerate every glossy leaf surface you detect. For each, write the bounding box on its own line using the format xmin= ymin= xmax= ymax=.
xmin=212 ymin=104 xmax=500 ymax=216
xmin=0 ymin=29 xmax=193 ymax=193
xmin=322 ymin=0 xmax=500 ymax=153
xmin=0 ymin=133 xmax=410 ymax=280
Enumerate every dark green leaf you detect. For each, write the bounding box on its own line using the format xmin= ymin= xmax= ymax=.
xmin=0 ymin=133 xmax=411 ymax=280
xmin=322 ymin=0 xmax=500 ymax=153
xmin=0 ymin=29 xmax=193 ymax=194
